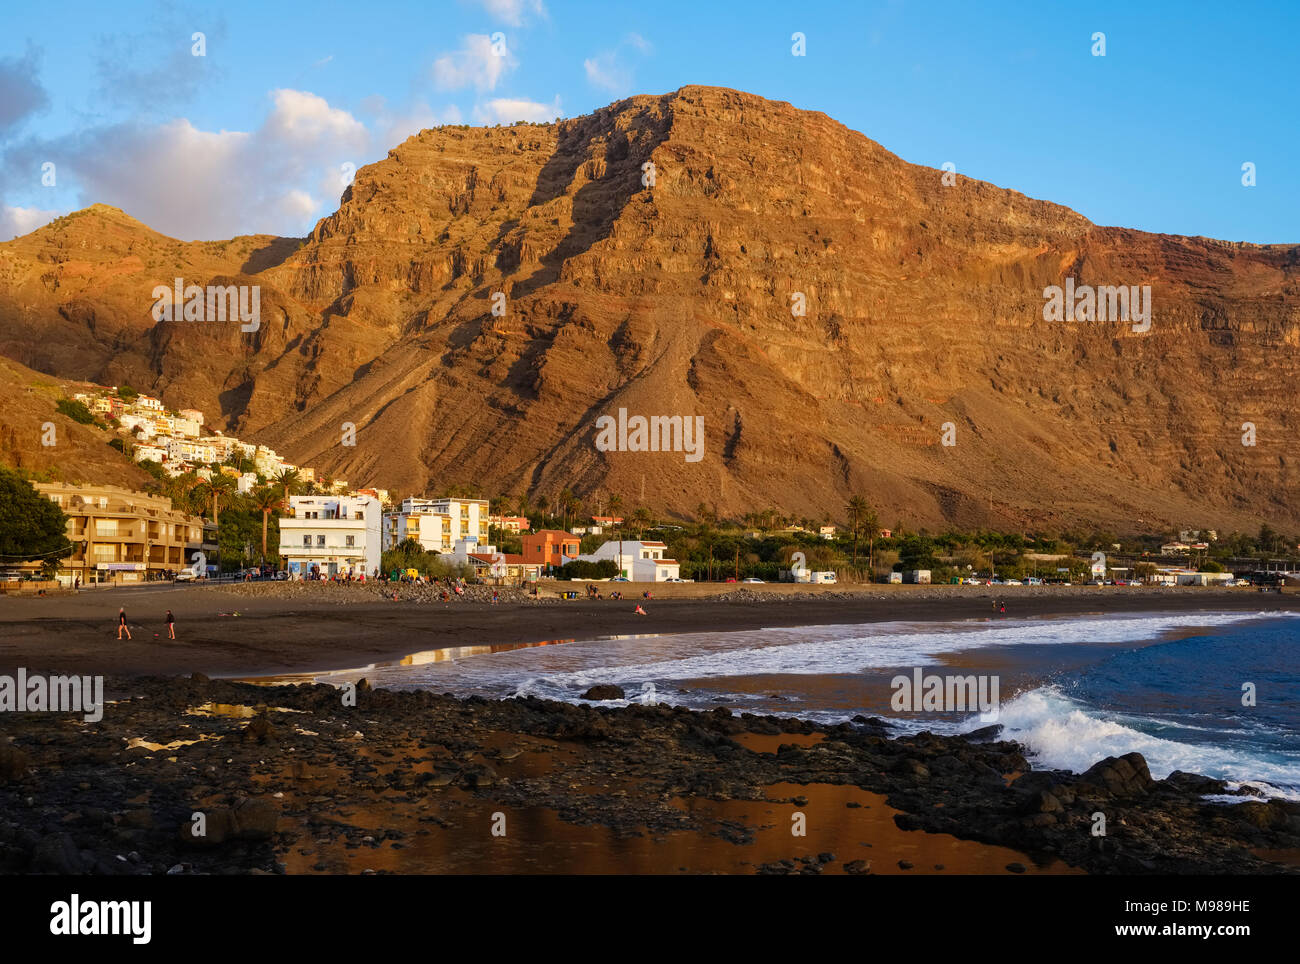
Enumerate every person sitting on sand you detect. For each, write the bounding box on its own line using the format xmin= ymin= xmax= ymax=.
xmin=634 ymin=604 xmax=647 ymax=615
xmin=166 ymin=609 xmax=175 ymax=640
xmin=118 ymin=607 xmax=132 ymax=640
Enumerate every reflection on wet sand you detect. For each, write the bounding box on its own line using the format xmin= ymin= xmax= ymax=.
xmin=264 ymin=735 xmax=1078 ymax=875
xmin=242 ymin=638 xmax=578 ymax=685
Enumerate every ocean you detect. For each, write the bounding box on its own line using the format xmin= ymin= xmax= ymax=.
xmin=309 ymin=609 xmax=1300 ymax=801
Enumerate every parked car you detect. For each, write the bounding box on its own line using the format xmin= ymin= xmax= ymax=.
xmin=272 ymin=571 xmax=289 ymax=581
xmin=665 ymin=577 xmax=688 ymax=583
xmin=742 ymin=577 xmax=765 ymax=584
xmin=1004 ymin=579 xmax=1023 ymax=586
xmin=174 ymin=570 xmax=198 ymax=582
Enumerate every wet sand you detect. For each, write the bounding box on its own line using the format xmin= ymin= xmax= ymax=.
xmin=1 ymin=581 xmax=1294 ymax=678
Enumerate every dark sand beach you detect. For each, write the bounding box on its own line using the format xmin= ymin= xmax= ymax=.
xmin=2 ymin=581 xmax=1295 ymax=677
xmin=3 ymin=583 xmax=1298 ymax=875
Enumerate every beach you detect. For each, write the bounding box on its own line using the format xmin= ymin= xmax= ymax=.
xmin=1 ymin=581 xmax=1294 ymax=678
xmin=1 ymin=582 xmax=1299 ymax=875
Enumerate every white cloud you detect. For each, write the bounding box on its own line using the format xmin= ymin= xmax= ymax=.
xmin=584 ymin=54 xmax=627 ymax=93
xmin=5 ymin=89 xmax=372 ymax=241
xmin=433 ymin=34 xmax=513 ymax=92
xmin=275 ymin=189 xmax=319 ymax=222
xmin=363 ymin=98 xmax=465 ymax=150
xmin=474 ymin=0 xmax=545 ymax=26
xmin=584 ymin=35 xmax=652 ymax=95
xmin=0 ymin=204 xmax=62 ymax=241
xmin=473 ymin=96 xmax=562 ymax=125
xmin=0 ymin=47 xmax=49 ymax=138
xmin=264 ymin=89 xmax=369 ymax=149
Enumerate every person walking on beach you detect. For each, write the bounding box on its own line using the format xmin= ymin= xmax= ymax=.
xmin=166 ymin=609 xmax=175 ymax=639
xmin=117 ymin=607 xmax=132 ymax=640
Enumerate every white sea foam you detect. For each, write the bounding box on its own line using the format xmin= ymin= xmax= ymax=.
xmin=979 ymin=686 xmax=1300 ymax=801
xmin=325 ymin=610 xmax=1265 ymax=698
xmin=309 ymin=608 xmax=1298 ymax=798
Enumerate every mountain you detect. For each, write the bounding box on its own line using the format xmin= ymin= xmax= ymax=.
xmin=0 ymin=86 xmax=1297 ymax=531
xmin=0 ymin=355 xmax=154 ymax=489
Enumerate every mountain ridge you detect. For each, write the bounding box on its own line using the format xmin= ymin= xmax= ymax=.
xmin=0 ymin=85 xmax=1296 ymax=531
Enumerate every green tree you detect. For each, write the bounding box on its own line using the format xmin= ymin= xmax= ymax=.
xmin=250 ymin=486 xmax=282 ymax=561
xmin=0 ymin=468 xmax=72 ymax=563
xmin=845 ymin=495 xmax=872 ymax=567
xmin=56 ymin=398 xmax=98 ymax=425
xmin=271 ymin=467 xmax=301 ymax=505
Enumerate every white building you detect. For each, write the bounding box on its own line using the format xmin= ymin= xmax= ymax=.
xmin=135 ymin=395 xmax=163 ymax=411
xmin=390 ymin=497 xmax=489 ymax=549
xmin=385 ymin=502 xmax=454 ymax=553
xmin=236 ymin=472 xmax=259 ymax=494
xmin=173 ymin=417 xmax=201 ymax=438
xmin=120 ymin=413 xmax=156 ymax=438
xmin=278 ymin=494 xmax=381 ymax=578
xmin=575 ymin=539 xmax=680 ymax=581
xmin=134 ymin=443 xmax=168 ymax=464
xmin=168 ymin=438 xmax=217 ymax=464
xmin=202 ymin=435 xmax=237 ymax=462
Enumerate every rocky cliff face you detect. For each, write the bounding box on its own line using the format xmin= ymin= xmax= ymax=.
xmin=0 ymin=86 xmax=1296 ymax=530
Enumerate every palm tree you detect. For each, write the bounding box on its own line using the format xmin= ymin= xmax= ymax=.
xmin=271 ymin=468 xmax=301 ymax=507
xmin=558 ymin=488 xmax=579 ymax=531
xmin=861 ymin=502 xmax=880 ymax=573
xmin=251 ymin=486 xmax=282 ymax=561
xmin=846 ymin=496 xmax=870 ymax=566
xmin=606 ymin=494 xmax=623 ymax=523
xmin=515 ymin=492 xmax=532 ymax=519
xmin=631 ymin=507 xmax=652 ymax=539
xmin=208 ymin=474 xmax=236 ymax=528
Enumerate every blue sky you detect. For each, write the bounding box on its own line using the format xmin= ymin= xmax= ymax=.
xmin=1 ymin=0 xmax=1296 ymax=242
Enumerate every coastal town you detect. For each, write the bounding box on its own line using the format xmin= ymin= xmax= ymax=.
xmin=3 ymin=382 xmax=1297 ymax=595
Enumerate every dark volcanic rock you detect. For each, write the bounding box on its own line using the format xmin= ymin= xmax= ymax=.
xmin=0 ymin=744 xmax=30 ymax=781
xmin=1079 ymin=752 xmax=1155 ymax=797
xmin=581 ymin=685 xmax=625 ymax=701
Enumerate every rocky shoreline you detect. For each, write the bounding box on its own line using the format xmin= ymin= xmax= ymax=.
xmin=2 ymin=674 xmax=1297 ymax=875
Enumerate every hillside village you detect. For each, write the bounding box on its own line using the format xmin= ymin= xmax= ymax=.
xmin=3 ymin=380 xmax=1297 ymax=592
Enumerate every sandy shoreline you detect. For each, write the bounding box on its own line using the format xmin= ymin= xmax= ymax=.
xmin=1 ymin=582 xmax=1294 ymax=678
xmin=3 ymin=584 xmax=1298 ymax=875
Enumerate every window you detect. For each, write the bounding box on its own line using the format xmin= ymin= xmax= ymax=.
xmin=345 ymin=535 xmax=355 ymax=547
xmin=355 ymin=510 xmax=363 ymax=520
xmin=317 ymin=535 xmax=326 ymax=547
xmin=303 ymin=535 xmax=311 ymax=547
